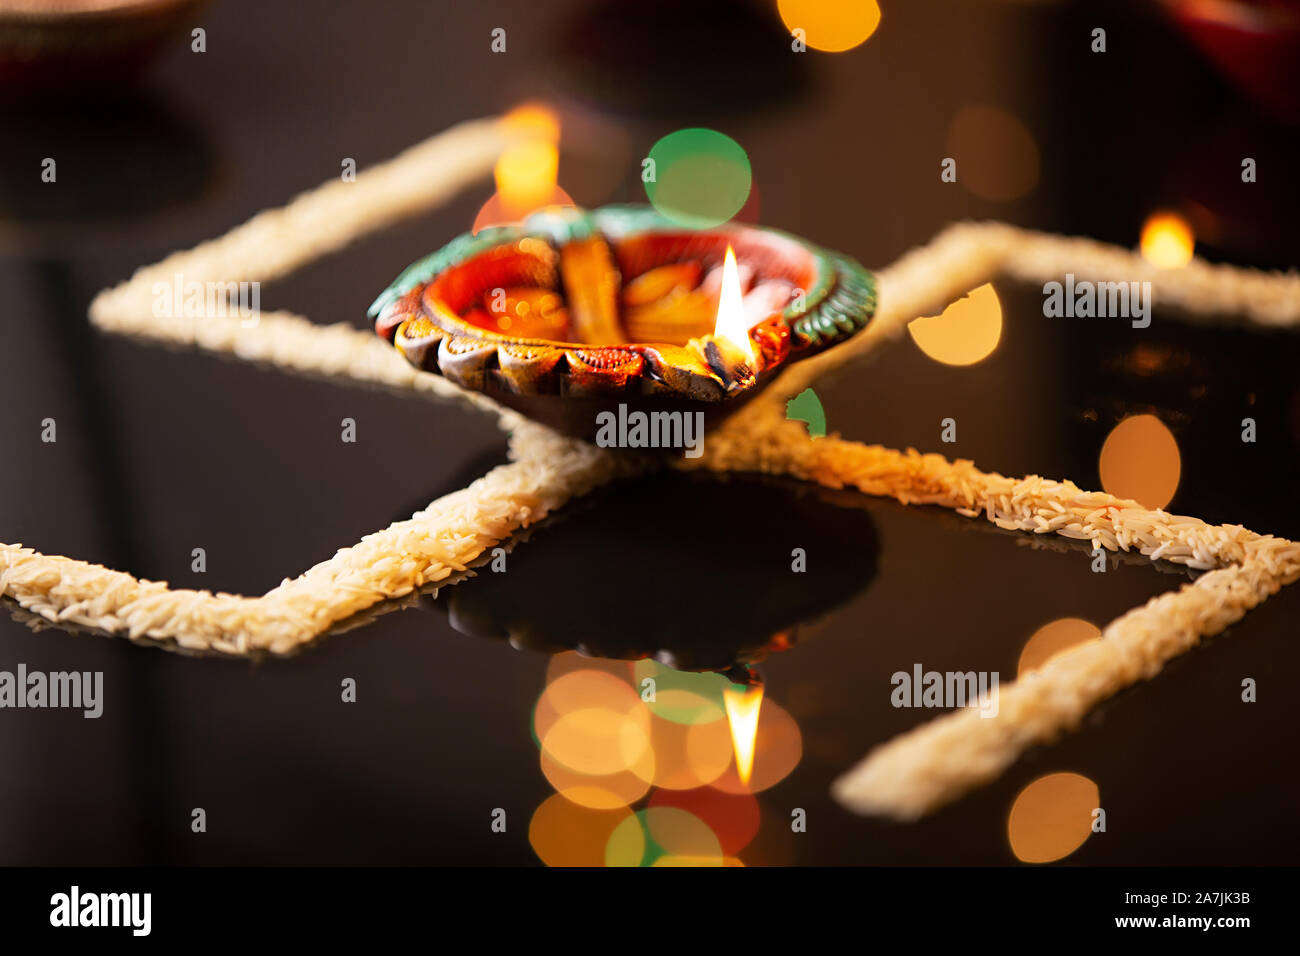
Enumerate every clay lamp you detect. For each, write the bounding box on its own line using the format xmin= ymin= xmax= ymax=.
xmin=370 ymin=205 xmax=876 ymax=441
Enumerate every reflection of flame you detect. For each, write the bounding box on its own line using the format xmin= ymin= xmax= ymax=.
xmin=712 ymin=245 xmax=755 ymax=365
xmin=1140 ymin=211 xmax=1194 ymax=268
xmin=722 ymin=682 xmax=764 ymax=785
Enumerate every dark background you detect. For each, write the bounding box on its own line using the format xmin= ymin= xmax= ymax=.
xmin=1 ymin=0 xmax=1298 ymax=865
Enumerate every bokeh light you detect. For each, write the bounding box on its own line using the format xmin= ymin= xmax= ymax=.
xmin=1007 ymin=772 xmax=1100 ymax=863
xmin=607 ymin=807 xmax=725 ymax=867
xmin=604 ymin=809 xmax=648 ymax=867
xmin=541 ymin=706 xmax=651 ymax=776
xmin=529 ymin=653 xmax=805 ymax=865
xmin=907 ymin=282 xmax=1003 ymax=366
xmin=632 ymin=709 xmax=733 ymax=790
xmin=633 ymin=659 xmax=727 ymax=725
xmin=644 ymin=128 xmax=752 ymax=229
xmin=1018 ymin=618 xmax=1102 ymax=678
xmin=540 ymin=749 xmax=652 ymax=810
xmin=777 ymin=0 xmax=882 ymax=53
xmin=1140 ymin=211 xmax=1195 ymax=268
xmin=650 ymin=787 xmax=760 ymax=856
xmin=530 ymin=793 xmax=633 ymax=867
xmin=946 ymin=105 xmax=1040 ymax=202
xmin=1098 ymin=413 xmax=1181 ymax=510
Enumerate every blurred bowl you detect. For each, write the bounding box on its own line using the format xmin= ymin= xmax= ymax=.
xmin=1164 ymin=0 xmax=1300 ymax=120
xmin=0 ymin=0 xmax=208 ymax=94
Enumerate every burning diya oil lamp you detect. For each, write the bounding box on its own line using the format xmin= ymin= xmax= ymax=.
xmin=370 ymin=205 xmax=876 ymax=440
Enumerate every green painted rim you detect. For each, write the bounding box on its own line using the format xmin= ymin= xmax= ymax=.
xmin=369 ymin=205 xmax=876 ymax=352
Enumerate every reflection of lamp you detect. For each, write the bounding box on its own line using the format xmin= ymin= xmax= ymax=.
xmin=427 ymin=470 xmax=880 ymax=674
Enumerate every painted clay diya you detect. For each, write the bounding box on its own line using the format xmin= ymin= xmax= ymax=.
xmin=370 ymin=205 xmax=876 ymax=439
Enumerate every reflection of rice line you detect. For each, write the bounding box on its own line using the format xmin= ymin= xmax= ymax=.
xmin=1 ymin=113 xmax=1297 ymax=821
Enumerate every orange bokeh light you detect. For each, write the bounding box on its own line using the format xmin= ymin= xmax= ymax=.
xmin=946 ymin=105 xmax=1041 ymax=202
xmin=1007 ymin=772 xmax=1100 ymax=863
xmin=529 ymin=794 xmax=633 ymax=867
xmin=1140 ymin=212 xmax=1195 ymax=268
xmin=1018 ymin=618 xmax=1102 ymax=678
xmin=778 ymin=0 xmax=882 ymax=53
xmin=1098 ymin=413 xmax=1181 ymax=510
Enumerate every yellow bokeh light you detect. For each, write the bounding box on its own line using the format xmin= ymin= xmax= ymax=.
xmin=540 ymin=749 xmax=652 ymax=810
xmin=907 ymin=283 xmax=1003 ymax=366
xmin=541 ymin=706 xmax=651 ymax=776
xmin=1018 ymin=618 xmax=1102 ymax=678
xmin=604 ymin=812 xmax=648 ymax=867
xmin=630 ymin=712 xmax=733 ymax=790
xmin=778 ymin=0 xmax=882 ymax=53
xmin=1140 ymin=212 xmax=1195 ymax=268
xmin=542 ymin=666 xmax=636 ymax=714
xmin=1098 ymin=413 xmax=1181 ymax=510
xmin=644 ymin=807 xmax=725 ymax=864
xmin=1007 ymin=772 xmax=1100 ymax=863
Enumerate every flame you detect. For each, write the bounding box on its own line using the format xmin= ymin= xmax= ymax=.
xmin=712 ymin=245 xmax=755 ymax=365
xmin=475 ymin=105 xmax=571 ymax=232
xmin=503 ymin=102 xmax=561 ymax=143
xmin=495 ymin=139 xmax=560 ymax=220
xmin=722 ymin=682 xmax=764 ymax=786
xmin=1140 ymin=211 xmax=1194 ymax=268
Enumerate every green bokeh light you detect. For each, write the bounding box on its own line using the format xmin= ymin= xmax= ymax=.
xmin=633 ymin=660 xmax=727 ymax=725
xmin=645 ymin=128 xmax=752 ymax=229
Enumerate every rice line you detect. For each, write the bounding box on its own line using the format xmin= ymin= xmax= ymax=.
xmin=677 ymin=411 xmax=1300 ymax=818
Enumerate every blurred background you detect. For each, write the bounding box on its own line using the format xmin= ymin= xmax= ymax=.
xmin=1 ymin=0 xmax=1298 ymax=865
